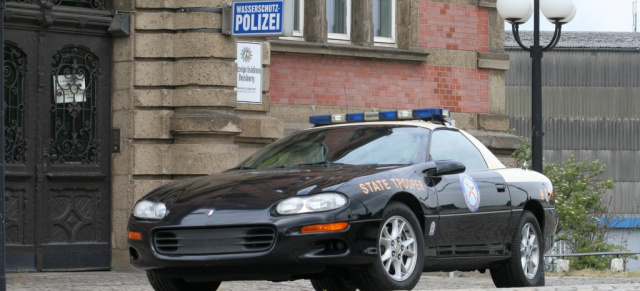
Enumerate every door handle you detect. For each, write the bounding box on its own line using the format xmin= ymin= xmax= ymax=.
xmin=496 ymin=184 xmax=506 ymax=192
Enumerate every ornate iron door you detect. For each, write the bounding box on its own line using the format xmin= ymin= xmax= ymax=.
xmin=4 ymin=30 xmax=39 ymax=272
xmin=5 ymin=1 xmax=112 ymax=271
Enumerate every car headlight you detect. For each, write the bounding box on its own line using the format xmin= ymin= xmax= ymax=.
xmin=133 ymin=200 xmax=167 ymax=220
xmin=276 ymin=193 xmax=347 ymax=215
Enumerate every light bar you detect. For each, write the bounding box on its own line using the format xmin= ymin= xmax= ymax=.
xmin=309 ymin=108 xmax=451 ymax=126
xmin=364 ymin=112 xmax=380 ymax=121
xmin=413 ymin=108 xmax=450 ymax=119
xmin=346 ymin=113 xmax=364 ymax=122
xmin=397 ymin=110 xmax=413 ymax=119
xmin=331 ymin=114 xmax=347 ymax=123
xmin=379 ymin=111 xmax=397 ymax=120
xmin=309 ymin=115 xmax=332 ymax=125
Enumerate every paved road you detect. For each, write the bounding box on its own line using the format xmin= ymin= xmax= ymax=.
xmin=7 ymin=271 xmax=640 ymax=291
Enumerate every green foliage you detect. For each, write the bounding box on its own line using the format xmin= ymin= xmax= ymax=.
xmin=512 ymin=135 xmax=531 ymax=169
xmin=513 ymin=137 xmax=619 ymax=270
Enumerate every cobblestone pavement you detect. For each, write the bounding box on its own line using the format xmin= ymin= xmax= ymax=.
xmin=6 ymin=271 xmax=640 ymax=291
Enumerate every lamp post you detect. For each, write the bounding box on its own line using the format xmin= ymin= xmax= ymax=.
xmin=497 ymin=0 xmax=576 ymax=173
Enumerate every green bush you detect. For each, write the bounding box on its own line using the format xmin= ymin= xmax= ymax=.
xmin=513 ymin=136 xmax=622 ymax=270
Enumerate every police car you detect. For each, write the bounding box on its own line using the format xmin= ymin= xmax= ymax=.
xmin=128 ymin=108 xmax=557 ymax=291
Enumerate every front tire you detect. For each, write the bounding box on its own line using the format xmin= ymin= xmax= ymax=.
xmin=490 ymin=210 xmax=544 ymax=288
xmin=146 ymin=271 xmax=221 ymax=291
xmin=351 ymin=202 xmax=425 ymax=291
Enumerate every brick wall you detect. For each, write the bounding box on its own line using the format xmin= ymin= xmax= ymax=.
xmin=270 ymin=1 xmax=492 ymax=115
xmin=270 ymin=55 xmax=490 ymax=114
xmin=419 ymin=2 xmax=489 ymax=52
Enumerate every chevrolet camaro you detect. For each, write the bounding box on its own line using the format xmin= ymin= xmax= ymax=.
xmin=128 ymin=108 xmax=557 ymax=291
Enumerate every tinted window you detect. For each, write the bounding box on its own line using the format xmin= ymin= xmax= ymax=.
xmin=429 ymin=130 xmax=487 ymax=171
xmin=239 ymin=125 xmax=429 ymax=169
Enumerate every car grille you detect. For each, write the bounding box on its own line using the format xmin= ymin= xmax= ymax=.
xmin=153 ymin=227 xmax=276 ymax=255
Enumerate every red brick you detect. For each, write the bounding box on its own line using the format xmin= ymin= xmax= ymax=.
xmin=270 ymin=55 xmax=489 ymax=115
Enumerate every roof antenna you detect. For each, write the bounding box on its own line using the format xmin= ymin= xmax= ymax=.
xmin=343 ymin=85 xmax=350 ymax=114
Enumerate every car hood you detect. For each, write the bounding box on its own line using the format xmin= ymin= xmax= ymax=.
xmin=141 ymin=166 xmax=395 ymax=210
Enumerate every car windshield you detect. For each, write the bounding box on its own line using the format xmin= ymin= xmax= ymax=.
xmin=237 ymin=125 xmax=430 ymax=169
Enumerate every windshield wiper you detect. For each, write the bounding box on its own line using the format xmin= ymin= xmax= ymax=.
xmin=274 ymin=161 xmax=338 ymax=168
xmin=293 ymin=161 xmax=345 ymax=168
xmin=228 ymin=166 xmax=256 ymax=170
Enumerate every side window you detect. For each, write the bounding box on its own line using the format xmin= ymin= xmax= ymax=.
xmin=429 ymin=130 xmax=487 ymax=171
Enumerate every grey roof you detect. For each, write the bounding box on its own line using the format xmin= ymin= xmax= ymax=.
xmin=505 ymin=31 xmax=640 ymax=49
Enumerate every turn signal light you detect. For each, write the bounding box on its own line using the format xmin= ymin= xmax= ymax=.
xmin=301 ymin=222 xmax=349 ymax=234
xmin=128 ymin=231 xmax=142 ymax=240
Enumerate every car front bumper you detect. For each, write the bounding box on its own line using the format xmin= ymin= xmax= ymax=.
xmin=128 ymin=212 xmax=380 ymax=282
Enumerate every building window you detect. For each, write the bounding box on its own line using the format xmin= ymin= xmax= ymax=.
xmin=293 ymin=0 xmax=304 ymax=36
xmin=374 ymin=0 xmax=395 ymax=43
xmin=327 ymin=0 xmax=350 ymax=40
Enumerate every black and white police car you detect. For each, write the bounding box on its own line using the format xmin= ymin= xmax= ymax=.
xmin=128 ymin=108 xmax=557 ymax=291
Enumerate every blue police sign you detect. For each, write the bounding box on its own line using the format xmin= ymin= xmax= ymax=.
xmin=233 ymin=1 xmax=284 ymax=36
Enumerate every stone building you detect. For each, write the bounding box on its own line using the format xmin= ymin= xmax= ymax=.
xmin=3 ymin=0 xmax=515 ymax=271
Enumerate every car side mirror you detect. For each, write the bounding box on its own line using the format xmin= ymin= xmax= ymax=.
xmin=418 ymin=160 xmax=466 ymax=177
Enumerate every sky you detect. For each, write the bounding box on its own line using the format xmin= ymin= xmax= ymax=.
xmin=515 ymin=0 xmax=638 ymax=32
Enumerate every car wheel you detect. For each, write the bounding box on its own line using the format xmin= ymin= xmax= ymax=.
xmin=146 ymin=271 xmax=221 ymax=291
xmin=310 ymin=275 xmax=356 ymax=291
xmin=351 ymin=202 xmax=425 ymax=291
xmin=490 ymin=210 xmax=544 ymax=288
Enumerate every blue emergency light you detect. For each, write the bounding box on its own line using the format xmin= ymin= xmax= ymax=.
xmin=346 ymin=113 xmax=364 ymax=122
xmin=309 ymin=108 xmax=450 ymax=126
xmin=309 ymin=115 xmax=332 ymax=125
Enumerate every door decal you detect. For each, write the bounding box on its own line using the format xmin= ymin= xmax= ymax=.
xmin=459 ymin=173 xmax=480 ymax=212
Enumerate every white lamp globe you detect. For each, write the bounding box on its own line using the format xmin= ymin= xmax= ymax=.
xmin=541 ymin=0 xmax=575 ymax=20
xmin=497 ymin=0 xmax=533 ymax=23
xmin=516 ymin=4 xmax=533 ymax=24
xmin=560 ymin=6 xmax=577 ymax=23
xmin=548 ymin=5 xmax=576 ymax=24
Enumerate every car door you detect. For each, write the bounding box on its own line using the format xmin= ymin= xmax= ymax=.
xmin=428 ymin=129 xmax=512 ymax=257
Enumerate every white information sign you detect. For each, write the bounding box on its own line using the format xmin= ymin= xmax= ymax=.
xmin=54 ymin=75 xmax=86 ymax=104
xmin=235 ymin=42 xmax=263 ymax=104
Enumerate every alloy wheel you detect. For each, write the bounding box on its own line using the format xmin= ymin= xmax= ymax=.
xmin=520 ymin=222 xmax=540 ymax=279
xmin=378 ymin=215 xmax=418 ymax=281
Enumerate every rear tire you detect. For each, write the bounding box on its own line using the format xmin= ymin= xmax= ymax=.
xmin=310 ymin=275 xmax=357 ymax=291
xmin=351 ymin=202 xmax=425 ymax=291
xmin=146 ymin=271 xmax=221 ymax=291
xmin=490 ymin=210 xmax=544 ymax=288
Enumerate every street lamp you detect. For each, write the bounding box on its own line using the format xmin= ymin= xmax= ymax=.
xmin=497 ymin=0 xmax=576 ymax=173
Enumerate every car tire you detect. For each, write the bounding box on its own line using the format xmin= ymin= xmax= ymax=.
xmin=310 ymin=275 xmax=357 ymax=291
xmin=490 ymin=210 xmax=544 ymax=288
xmin=146 ymin=271 xmax=221 ymax=291
xmin=351 ymin=202 xmax=425 ymax=291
